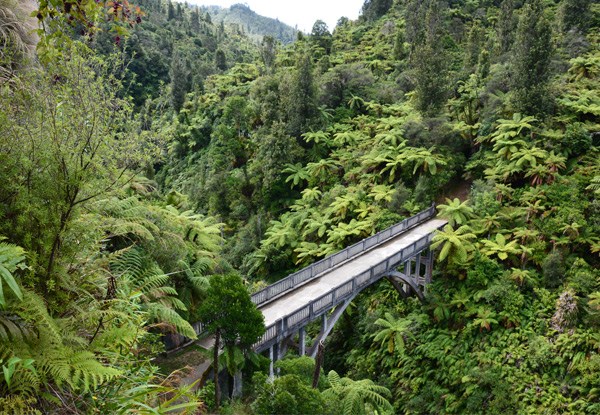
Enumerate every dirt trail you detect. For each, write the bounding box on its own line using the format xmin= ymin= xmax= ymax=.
xmin=436 ymin=180 xmax=472 ymax=204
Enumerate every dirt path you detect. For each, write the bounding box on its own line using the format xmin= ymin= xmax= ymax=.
xmin=436 ymin=180 xmax=472 ymax=204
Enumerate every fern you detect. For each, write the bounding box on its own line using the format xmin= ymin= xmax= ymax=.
xmin=92 ymin=196 xmax=159 ymax=241
xmin=110 ymin=249 xmax=197 ymax=340
xmin=146 ymin=303 xmax=196 ymax=339
xmin=323 ymin=370 xmax=393 ymax=415
xmin=0 ymin=238 xmax=25 ymax=306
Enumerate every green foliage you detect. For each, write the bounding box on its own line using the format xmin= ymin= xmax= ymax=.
xmin=509 ymin=0 xmax=554 ymax=116
xmin=323 ymin=370 xmax=393 ymax=415
xmin=4 ymin=0 xmax=600 ymax=412
xmin=0 ymin=47 xmax=167 ymax=307
xmin=437 ymin=198 xmax=475 ymax=227
xmin=251 ymin=372 xmax=328 ymax=415
xmin=274 ymin=356 xmax=328 ymax=390
xmin=198 ymin=274 xmax=265 ymax=349
xmin=0 ymin=239 xmax=25 ymax=306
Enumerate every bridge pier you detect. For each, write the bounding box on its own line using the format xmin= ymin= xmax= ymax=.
xmin=269 ymin=342 xmax=279 ymax=377
xmin=299 ymin=327 xmax=306 ymax=356
xmin=248 ymin=208 xmax=445 ymax=378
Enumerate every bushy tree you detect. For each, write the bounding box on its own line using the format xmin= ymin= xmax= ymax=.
xmin=198 ymin=273 xmax=265 ymax=350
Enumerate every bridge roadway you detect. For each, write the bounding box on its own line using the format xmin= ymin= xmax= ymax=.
xmin=181 ymin=215 xmax=446 ymax=387
xmin=258 ymin=217 xmax=447 ymax=328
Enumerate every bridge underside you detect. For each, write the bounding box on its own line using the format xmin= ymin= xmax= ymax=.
xmin=260 ymin=248 xmax=435 ymax=374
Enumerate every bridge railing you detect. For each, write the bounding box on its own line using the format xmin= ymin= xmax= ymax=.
xmin=250 ymin=204 xmax=437 ymax=308
xmin=253 ymin=221 xmax=444 ymax=351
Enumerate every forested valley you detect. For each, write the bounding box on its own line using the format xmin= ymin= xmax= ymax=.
xmin=2 ymin=0 xmax=600 ymax=413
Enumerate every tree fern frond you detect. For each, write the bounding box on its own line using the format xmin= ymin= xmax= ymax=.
xmin=92 ymin=196 xmax=159 ymax=241
xmin=147 ymin=304 xmax=196 ymax=339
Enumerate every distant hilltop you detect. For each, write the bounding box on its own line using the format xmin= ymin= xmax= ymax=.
xmin=200 ymin=3 xmax=297 ymax=44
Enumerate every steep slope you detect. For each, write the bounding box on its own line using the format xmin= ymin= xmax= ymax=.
xmin=202 ymin=3 xmax=297 ymax=44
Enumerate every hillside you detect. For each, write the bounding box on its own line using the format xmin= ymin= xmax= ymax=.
xmin=202 ymin=3 xmax=297 ymax=44
xmin=4 ymin=0 xmax=600 ymax=413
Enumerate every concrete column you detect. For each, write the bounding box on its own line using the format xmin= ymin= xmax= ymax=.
xmin=426 ymin=248 xmax=434 ymax=284
xmin=269 ymin=342 xmax=280 ymax=377
xmin=321 ymin=314 xmax=327 ymax=333
xmin=299 ymin=327 xmax=306 ymax=356
xmin=269 ymin=345 xmax=274 ymax=377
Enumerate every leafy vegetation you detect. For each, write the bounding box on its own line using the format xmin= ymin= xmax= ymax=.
xmin=3 ymin=0 xmax=600 ymax=413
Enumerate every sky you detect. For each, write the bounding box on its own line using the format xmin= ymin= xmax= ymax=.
xmin=184 ymin=0 xmax=365 ymax=33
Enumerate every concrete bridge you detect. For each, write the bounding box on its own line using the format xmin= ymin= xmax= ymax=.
xmin=179 ymin=205 xmax=446 ymax=386
xmin=249 ymin=205 xmax=446 ymax=373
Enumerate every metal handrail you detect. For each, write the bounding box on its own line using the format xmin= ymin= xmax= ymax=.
xmin=164 ymin=205 xmax=439 ymax=353
xmin=252 ymin=221 xmax=444 ymax=351
xmin=250 ymin=203 xmax=437 ymax=308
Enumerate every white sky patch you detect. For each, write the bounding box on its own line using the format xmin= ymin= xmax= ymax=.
xmin=183 ymin=0 xmax=365 ymax=33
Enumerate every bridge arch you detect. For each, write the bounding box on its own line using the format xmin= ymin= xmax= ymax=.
xmin=299 ymin=253 xmax=433 ymax=359
xmin=246 ymin=205 xmax=445 ymax=375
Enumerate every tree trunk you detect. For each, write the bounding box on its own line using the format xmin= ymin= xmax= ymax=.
xmin=214 ymin=326 xmax=221 ymax=411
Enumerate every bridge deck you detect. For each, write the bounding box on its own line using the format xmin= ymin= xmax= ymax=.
xmin=258 ymin=218 xmax=447 ymax=327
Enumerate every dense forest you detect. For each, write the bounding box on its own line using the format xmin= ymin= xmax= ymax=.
xmin=2 ymin=0 xmax=600 ymax=413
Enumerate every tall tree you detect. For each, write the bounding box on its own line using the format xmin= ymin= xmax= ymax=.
xmin=198 ymin=274 xmax=265 ymax=403
xmin=497 ymin=0 xmax=516 ymax=55
xmin=169 ymin=49 xmax=191 ymax=113
xmin=167 ymin=0 xmax=175 ymax=20
xmin=361 ymin=0 xmax=394 ymax=23
xmin=414 ymin=0 xmax=448 ymax=116
xmin=190 ymin=8 xmax=200 ymax=33
xmin=558 ymin=0 xmax=592 ymax=33
xmin=310 ymin=19 xmax=332 ymax=54
xmin=260 ymin=35 xmax=276 ymax=69
xmin=282 ymin=51 xmax=318 ymax=137
xmin=215 ymin=48 xmax=227 ymax=71
xmin=509 ymin=0 xmax=554 ymax=116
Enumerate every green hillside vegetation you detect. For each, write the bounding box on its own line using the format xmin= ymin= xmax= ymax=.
xmin=202 ymin=3 xmax=297 ymax=44
xmin=3 ymin=0 xmax=600 ymax=413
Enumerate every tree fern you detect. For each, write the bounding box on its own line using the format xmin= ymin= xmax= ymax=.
xmin=92 ymin=196 xmax=159 ymax=242
xmin=323 ymin=370 xmax=393 ymax=415
xmin=110 ymin=249 xmax=196 ymax=340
